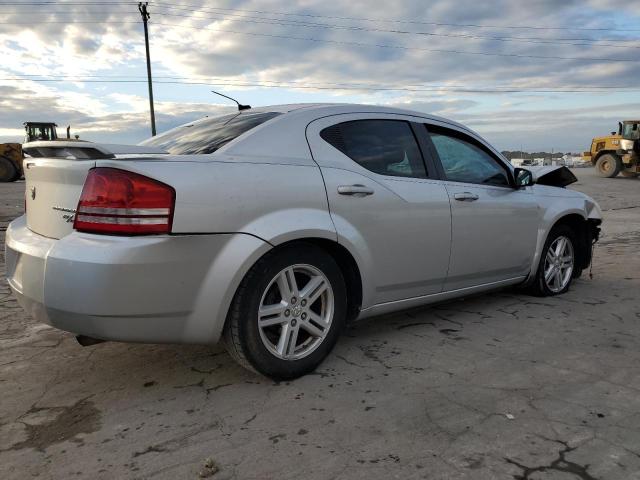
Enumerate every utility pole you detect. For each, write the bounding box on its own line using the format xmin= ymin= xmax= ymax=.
xmin=138 ymin=2 xmax=156 ymax=136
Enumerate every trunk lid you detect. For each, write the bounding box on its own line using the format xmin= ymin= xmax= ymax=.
xmin=24 ymin=158 xmax=95 ymax=239
xmin=22 ymin=141 xmax=169 ymax=239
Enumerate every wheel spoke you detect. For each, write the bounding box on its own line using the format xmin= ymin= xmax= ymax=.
xmin=553 ymin=270 xmax=563 ymax=290
xmin=300 ymin=275 xmax=328 ymax=306
xmin=258 ymin=302 xmax=288 ymax=327
xmin=554 ymin=237 xmax=566 ymax=257
xmin=546 ymin=250 xmax=556 ymax=263
xmin=286 ymin=327 xmax=299 ymax=356
xmin=545 ymin=265 xmax=556 ymax=283
xmin=276 ymin=267 xmax=299 ymax=300
xmin=276 ymin=323 xmax=298 ymax=357
xmin=561 ymin=255 xmax=573 ymax=267
xmin=300 ymin=312 xmax=328 ymax=338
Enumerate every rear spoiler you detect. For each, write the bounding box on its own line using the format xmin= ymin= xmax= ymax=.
xmin=22 ymin=141 xmax=168 ymax=159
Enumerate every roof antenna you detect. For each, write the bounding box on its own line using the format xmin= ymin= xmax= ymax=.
xmin=211 ymin=90 xmax=251 ymax=111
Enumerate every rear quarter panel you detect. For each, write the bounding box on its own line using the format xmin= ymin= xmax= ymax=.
xmin=94 ymin=158 xmax=338 ymax=343
xmin=94 ymin=159 xmax=336 ymax=241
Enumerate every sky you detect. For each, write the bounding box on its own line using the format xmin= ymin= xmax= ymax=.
xmin=1 ymin=0 xmax=639 ymax=152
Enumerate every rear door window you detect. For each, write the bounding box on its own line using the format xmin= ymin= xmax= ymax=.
xmin=320 ymin=120 xmax=427 ymax=178
xmin=140 ymin=111 xmax=281 ymax=154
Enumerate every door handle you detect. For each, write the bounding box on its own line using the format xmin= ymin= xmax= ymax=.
xmin=337 ymin=184 xmax=375 ymax=196
xmin=453 ymin=192 xmax=479 ymax=202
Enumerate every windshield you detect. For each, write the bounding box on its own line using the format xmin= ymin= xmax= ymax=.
xmin=622 ymin=122 xmax=640 ymax=140
xmin=140 ymin=111 xmax=282 ymax=154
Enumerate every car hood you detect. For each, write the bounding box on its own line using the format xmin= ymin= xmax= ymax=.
xmin=527 ymin=165 xmax=577 ymax=188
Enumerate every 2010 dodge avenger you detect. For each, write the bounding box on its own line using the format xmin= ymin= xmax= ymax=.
xmin=6 ymin=104 xmax=602 ymax=378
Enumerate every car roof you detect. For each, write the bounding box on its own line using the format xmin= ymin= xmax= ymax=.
xmin=250 ymin=102 xmax=451 ymax=119
xmin=209 ymin=102 xmax=497 ymax=164
xmin=243 ymin=102 xmax=468 ymax=132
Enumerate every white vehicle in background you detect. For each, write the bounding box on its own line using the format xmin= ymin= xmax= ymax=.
xmin=6 ymin=104 xmax=601 ymax=379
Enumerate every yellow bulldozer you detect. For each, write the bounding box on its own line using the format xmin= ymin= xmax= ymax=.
xmin=583 ymin=120 xmax=640 ymax=178
xmin=0 ymin=122 xmax=80 ymax=182
xmin=0 ymin=143 xmax=23 ymax=182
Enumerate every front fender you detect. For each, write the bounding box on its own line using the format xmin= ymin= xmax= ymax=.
xmin=526 ymin=193 xmax=601 ymax=282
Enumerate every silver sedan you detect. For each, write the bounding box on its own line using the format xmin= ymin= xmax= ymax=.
xmin=6 ymin=104 xmax=602 ymax=378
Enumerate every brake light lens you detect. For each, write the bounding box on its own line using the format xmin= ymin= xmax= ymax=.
xmin=74 ymin=168 xmax=175 ymax=235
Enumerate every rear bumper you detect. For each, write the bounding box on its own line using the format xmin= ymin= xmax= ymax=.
xmin=5 ymin=215 xmax=270 ymax=344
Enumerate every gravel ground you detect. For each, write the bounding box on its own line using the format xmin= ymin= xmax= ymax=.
xmin=0 ymin=168 xmax=639 ymax=480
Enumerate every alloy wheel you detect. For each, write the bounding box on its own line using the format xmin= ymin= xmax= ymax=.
xmin=543 ymin=235 xmax=574 ymax=293
xmin=258 ymin=264 xmax=334 ymax=360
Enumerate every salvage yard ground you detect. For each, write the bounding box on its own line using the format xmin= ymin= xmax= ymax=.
xmin=1 ymin=168 xmax=639 ymax=479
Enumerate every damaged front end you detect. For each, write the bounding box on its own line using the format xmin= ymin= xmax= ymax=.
xmin=582 ymin=198 xmax=602 ymax=275
xmin=528 ymin=165 xmax=578 ymax=188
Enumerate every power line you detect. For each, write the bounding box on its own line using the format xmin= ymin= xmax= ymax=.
xmin=3 ymin=77 xmax=640 ymax=93
xmin=0 ymin=1 xmax=138 ymax=4
xmin=5 ymin=0 xmax=639 ymax=33
xmin=149 ymin=1 xmax=640 ymax=33
xmin=6 ymin=7 xmax=639 ymax=49
xmin=0 ymin=20 xmax=140 ymax=24
xmin=6 ymin=6 xmax=640 ymax=48
xmin=146 ymin=8 xmax=640 ymax=50
xmin=9 ymin=73 xmax=640 ymax=90
xmin=149 ymin=21 xmax=636 ymax=63
xmin=150 ymin=6 xmax=640 ymax=47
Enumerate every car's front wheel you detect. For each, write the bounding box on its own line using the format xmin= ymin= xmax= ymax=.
xmin=223 ymin=243 xmax=347 ymax=379
xmin=529 ymin=225 xmax=577 ymax=296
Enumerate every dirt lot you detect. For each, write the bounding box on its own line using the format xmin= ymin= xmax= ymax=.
xmin=1 ymin=168 xmax=639 ymax=480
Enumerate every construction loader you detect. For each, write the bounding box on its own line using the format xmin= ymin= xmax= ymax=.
xmin=0 ymin=122 xmax=82 ymax=182
xmin=0 ymin=143 xmax=23 ymax=182
xmin=583 ymin=120 xmax=640 ymax=178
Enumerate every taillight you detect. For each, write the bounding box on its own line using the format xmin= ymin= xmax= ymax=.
xmin=74 ymin=168 xmax=175 ymax=235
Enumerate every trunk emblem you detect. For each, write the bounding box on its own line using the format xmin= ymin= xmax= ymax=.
xmin=30 ymin=187 xmax=36 ymax=200
xmin=52 ymin=206 xmax=77 ymax=223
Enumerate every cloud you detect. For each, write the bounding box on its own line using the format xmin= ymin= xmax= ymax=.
xmin=0 ymin=0 xmax=638 ymax=151
xmin=0 ymin=83 xmax=232 ymax=144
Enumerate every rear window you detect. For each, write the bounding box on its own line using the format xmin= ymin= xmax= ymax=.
xmin=140 ymin=111 xmax=281 ymax=155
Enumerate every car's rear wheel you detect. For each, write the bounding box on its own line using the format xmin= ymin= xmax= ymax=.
xmin=595 ymin=153 xmax=621 ymax=178
xmin=529 ymin=225 xmax=576 ymax=296
xmin=223 ymin=243 xmax=347 ymax=379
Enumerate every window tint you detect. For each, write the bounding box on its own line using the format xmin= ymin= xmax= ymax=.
xmin=428 ymin=128 xmax=510 ymax=186
xmin=321 ymin=120 xmax=426 ymax=178
xmin=140 ymin=111 xmax=281 ymax=155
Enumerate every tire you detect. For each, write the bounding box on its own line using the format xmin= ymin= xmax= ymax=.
xmin=528 ymin=225 xmax=577 ymax=296
xmin=223 ymin=243 xmax=347 ymax=380
xmin=0 ymin=157 xmax=18 ymax=182
xmin=595 ymin=153 xmax=621 ymax=178
xmin=621 ymin=170 xmax=639 ymax=178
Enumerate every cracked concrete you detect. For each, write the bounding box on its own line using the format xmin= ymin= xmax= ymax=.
xmin=1 ymin=169 xmax=639 ymax=479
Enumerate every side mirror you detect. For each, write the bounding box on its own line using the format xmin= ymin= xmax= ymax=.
xmin=514 ymin=168 xmax=534 ymax=188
